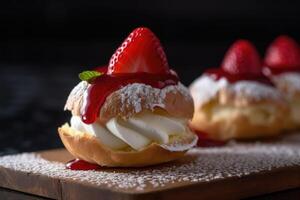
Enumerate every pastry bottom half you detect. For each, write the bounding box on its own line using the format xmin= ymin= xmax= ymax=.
xmin=190 ymin=100 xmax=286 ymax=141
xmin=284 ymin=97 xmax=300 ymax=130
xmin=58 ymin=124 xmax=196 ymax=167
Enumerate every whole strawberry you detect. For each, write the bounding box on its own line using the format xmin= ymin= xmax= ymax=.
xmin=221 ymin=40 xmax=262 ymax=76
xmin=107 ymin=27 xmax=170 ymax=74
xmin=264 ymin=35 xmax=300 ymax=69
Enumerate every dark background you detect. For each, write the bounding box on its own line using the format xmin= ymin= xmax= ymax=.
xmin=1 ymin=0 xmax=300 ymax=155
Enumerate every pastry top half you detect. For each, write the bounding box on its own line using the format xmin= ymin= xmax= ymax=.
xmin=271 ymin=72 xmax=300 ymax=99
xmin=189 ymin=40 xmax=287 ymax=140
xmin=60 ymin=27 xmax=197 ymax=161
xmin=190 ymin=75 xmax=284 ymax=109
xmin=65 ymin=80 xmax=193 ymax=124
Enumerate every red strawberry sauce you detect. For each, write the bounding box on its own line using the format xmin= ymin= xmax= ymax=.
xmin=81 ymin=72 xmax=179 ymax=124
xmin=263 ymin=66 xmax=300 ymax=76
xmin=66 ymin=159 xmax=100 ymax=170
xmin=204 ymin=68 xmax=273 ymax=85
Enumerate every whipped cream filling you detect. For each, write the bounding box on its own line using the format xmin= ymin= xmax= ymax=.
xmin=189 ymin=75 xmax=228 ymax=106
xmin=71 ymin=116 xmax=128 ymax=149
xmin=70 ymin=112 xmax=188 ymax=151
xmin=189 ymin=75 xmax=281 ymax=107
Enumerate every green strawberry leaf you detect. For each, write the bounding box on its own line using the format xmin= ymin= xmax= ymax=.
xmin=78 ymin=70 xmax=103 ymax=82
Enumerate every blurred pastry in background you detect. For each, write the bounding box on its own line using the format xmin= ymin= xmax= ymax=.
xmin=264 ymin=35 xmax=300 ymax=130
xmin=189 ymin=40 xmax=287 ymax=141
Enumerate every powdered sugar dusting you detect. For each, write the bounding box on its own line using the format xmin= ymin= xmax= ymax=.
xmin=64 ymin=81 xmax=88 ymax=112
xmin=118 ymin=82 xmax=192 ymax=113
xmin=273 ymin=72 xmax=300 ymax=94
xmin=189 ymin=75 xmax=228 ymax=106
xmin=190 ymin=76 xmax=282 ymax=106
xmin=228 ymin=81 xmax=282 ymax=101
xmin=1 ymin=133 xmax=300 ymax=192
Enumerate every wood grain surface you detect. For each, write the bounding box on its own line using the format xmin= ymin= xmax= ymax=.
xmin=0 ymin=134 xmax=300 ymax=200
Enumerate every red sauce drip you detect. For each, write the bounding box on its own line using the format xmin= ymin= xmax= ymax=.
xmin=82 ymin=72 xmax=179 ymax=124
xmin=66 ymin=159 xmax=100 ymax=170
xmin=194 ymin=130 xmax=226 ymax=147
xmin=263 ymin=66 xmax=300 ymax=76
xmin=94 ymin=65 xmax=108 ymax=74
xmin=204 ymin=68 xmax=273 ymax=86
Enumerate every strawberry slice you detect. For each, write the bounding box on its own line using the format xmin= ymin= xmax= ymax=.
xmin=264 ymin=35 xmax=300 ymax=69
xmin=221 ymin=40 xmax=262 ymax=75
xmin=107 ymin=27 xmax=170 ymax=74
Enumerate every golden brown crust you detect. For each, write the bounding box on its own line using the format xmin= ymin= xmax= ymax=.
xmin=58 ymin=124 xmax=196 ymax=167
xmin=190 ymin=104 xmax=285 ymax=141
xmin=286 ymin=101 xmax=300 ymax=130
xmin=65 ymin=82 xmax=193 ymax=123
xmin=190 ymin=84 xmax=288 ymax=140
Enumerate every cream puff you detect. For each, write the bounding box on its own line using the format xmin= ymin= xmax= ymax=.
xmin=189 ymin=40 xmax=287 ymax=141
xmin=58 ymin=27 xmax=197 ymax=167
xmin=264 ymin=35 xmax=300 ymax=130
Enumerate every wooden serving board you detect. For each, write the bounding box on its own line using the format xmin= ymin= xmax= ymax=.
xmin=1 ymin=133 xmax=300 ymax=200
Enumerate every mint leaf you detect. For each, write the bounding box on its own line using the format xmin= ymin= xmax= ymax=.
xmin=78 ymin=71 xmax=103 ymax=82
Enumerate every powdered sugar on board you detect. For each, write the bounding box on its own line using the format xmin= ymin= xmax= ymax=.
xmin=1 ymin=133 xmax=300 ymax=192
